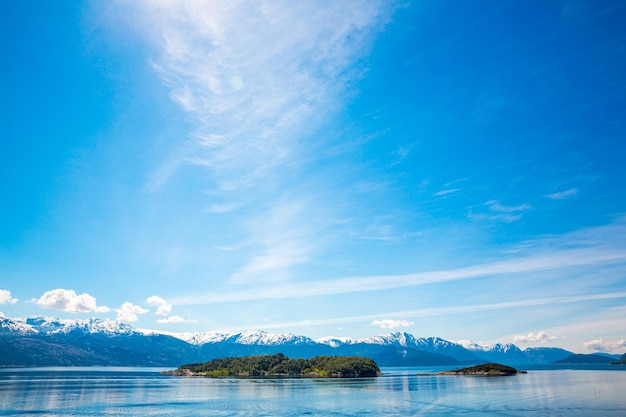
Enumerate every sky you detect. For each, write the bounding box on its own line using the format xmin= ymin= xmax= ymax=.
xmin=1 ymin=0 xmax=626 ymax=354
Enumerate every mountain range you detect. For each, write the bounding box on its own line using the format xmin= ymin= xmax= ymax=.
xmin=0 ymin=316 xmax=588 ymax=367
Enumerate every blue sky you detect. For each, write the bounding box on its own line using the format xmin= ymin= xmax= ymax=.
xmin=1 ymin=0 xmax=626 ymax=353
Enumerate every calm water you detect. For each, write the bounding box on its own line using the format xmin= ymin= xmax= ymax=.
xmin=1 ymin=366 xmax=625 ymax=416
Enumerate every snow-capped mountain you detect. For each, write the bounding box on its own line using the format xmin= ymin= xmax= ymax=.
xmin=0 ymin=316 xmax=576 ymax=367
xmin=166 ymin=330 xmax=315 ymax=346
xmin=0 ymin=316 xmax=36 ymax=334
xmin=454 ymin=339 xmax=532 ymax=363
xmin=354 ymin=331 xmax=419 ymax=346
xmin=1 ymin=316 xmax=196 ymax=367
xmin=455 ymin=339 xmax=485 ymax=351
xmin=152 ymin=330 xmax=238 ymax=345
xmin=231 ymin=331 xmax=314 ymax=345
xmin=316 ymin=333 xmax=483 ymax=362
xmin=456 ymin=339 xmax=519 ymax=353
xmin=318 ymin=332 xmax=484 ymax=350
xmin=1 ymin=316 xmax=137 ymax=336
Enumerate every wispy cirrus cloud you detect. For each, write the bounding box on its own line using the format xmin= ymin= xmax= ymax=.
xmin=391 ymin=142 xmax=416 ymax=165
xmin=129 ymin=0 xmax=394 ymax=192
xmin=469 ymin=200 xmax=532 ymax=223
xmin=486 ymin=200 xmax=532 ymax=213
xmin=229 ymin=198 xmax=320 ymax=284
xmin=174 ymin=245 xmax=626 ymax=305
xmin=486 ymin=200 xmax=532 ymax=222
xmin=433 ymin=188 xmax=460 ymax=197
xmin=118 ymin=1 xmax=397 ymax=286
xmin=545 ymin=188 xmax=578 ymax=200
xmin=237 ymin=291 xmax=626 ymax=331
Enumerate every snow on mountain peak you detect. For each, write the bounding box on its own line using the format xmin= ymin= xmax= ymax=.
xmin=142 ymin=330 xmax=235 ymax=345
xmin=357 ymin=331 xmax=421 ymax=347
xmin=489 ymin=343 xmax=520 ymax=353
xmin=233 ymin=330 xmax=313 ymax=345
xmin=455 ymin=339 xmax=488 ymax=351
xmin=316 ymin=336 xmax=354 ymax=347
xmin=0 ymin=316 xmax=36 ymax=334
xmin=454 ymin=340 xmax=520 ymax=353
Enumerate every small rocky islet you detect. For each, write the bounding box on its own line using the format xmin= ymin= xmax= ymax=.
xmin=419 ymin=363 xmax=526 ymax=376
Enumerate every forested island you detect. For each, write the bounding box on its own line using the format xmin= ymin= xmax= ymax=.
xmin=162 ymin=353 xmax=381 ymax=378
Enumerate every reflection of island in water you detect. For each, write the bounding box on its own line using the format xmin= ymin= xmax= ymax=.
xmin=419 ymin=363 xmax=527 ymax=376
xmin=162 ymin=353 xmax=381 ymax=378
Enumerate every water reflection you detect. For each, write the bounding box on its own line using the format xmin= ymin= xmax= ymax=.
xmin=1 ymin=367 xmax=625 ymax=416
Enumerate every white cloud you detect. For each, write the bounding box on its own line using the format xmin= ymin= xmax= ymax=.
xmin=157 ymin=315 xmax=197 ymax=324
xmin=371 ymin=319 xmax=414 ymax=329
xmin=0 ymin=289 xmax=18 ymax=305
xmin=545 ymin=188 xmax=578 ymax=200
xmin=144 ymin=299 xmax=195 ymax=324
xmin=34 ymin=289 xmax=110 ymax=314
xmin=146 ymin=295 xmax=167 ymax=305
xmin=115 ymin=302 xmax=149 ymax=323
xmin=155 ymin=304 xmax=172 ymax=316
xmin=582 ymin=338 xmax=626 ymax=353
xmin=513 ymin=331 xmax=557 ymax=344
xmin=146 ymin=295 xmax=172 ymax=316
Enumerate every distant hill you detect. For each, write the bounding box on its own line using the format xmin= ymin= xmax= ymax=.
xmin=521 ymin=347 xmax=574 ymax=364
xmin=0 ymin=316 xmax=583 ymax=367
xmin=555 ymin=354 xmax=614 ymax=364
xmin=612 ymin=353 xmax=626 ymax=364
